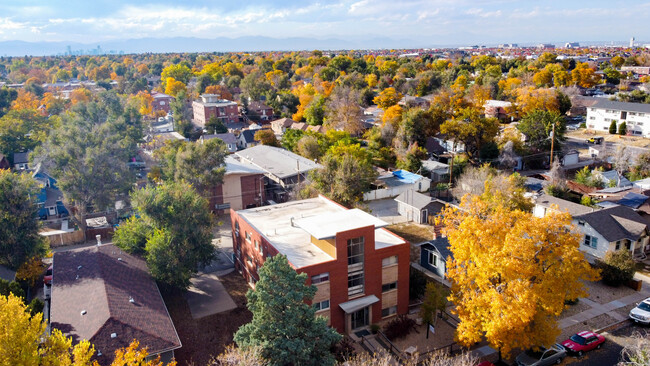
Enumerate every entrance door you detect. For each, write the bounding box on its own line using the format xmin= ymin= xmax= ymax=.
xmin=351 ymin=307 xmax=369 ymax=330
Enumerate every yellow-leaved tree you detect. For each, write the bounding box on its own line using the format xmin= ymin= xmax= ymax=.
xmin=439 ymin=182 xmax=600 ymax=358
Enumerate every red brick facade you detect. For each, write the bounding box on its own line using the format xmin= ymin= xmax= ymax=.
xmin=192 ymin=97 xmax=239 ymax=127
xmin=209 ymin=174 xmax=265 ymax=214
xmin=230 ymin=200 xmax=410 ymax=334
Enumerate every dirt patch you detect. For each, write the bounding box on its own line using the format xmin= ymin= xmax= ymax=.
xmin=567 ymin=130 xmax=650 ymax=148
xmin=162 ymin=272 xmax=252 ymax=366
xmin=559 ymin=313 xmax=617 ymax=341
xmin=387 ymin=223 xmax=433 ymax=245
xmin=381 ymin=314 xmax=457 ymax=355
xmin=560 ymin=300 xmax=592 ymax=319
xmin=583 ymin=280 xmax=637 ymax=305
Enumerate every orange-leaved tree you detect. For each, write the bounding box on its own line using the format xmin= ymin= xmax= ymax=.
xmin=438 ymin=181 xmax=599 ymax=358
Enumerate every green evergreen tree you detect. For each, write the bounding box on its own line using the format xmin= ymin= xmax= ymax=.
xmin=234 ymin=255 xmax=341 ymax=366
xmin=619 ymin=122 xmax=627 ymax=135
xmin=609 ymin=119 xmax=618 ymax=134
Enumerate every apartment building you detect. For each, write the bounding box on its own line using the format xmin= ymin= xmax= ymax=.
xmin=230 ymin=195 xmax=410 ymax=334
xmin=192 ymin=94 xmax=239 ymax=128
xmin=586 ymin=99 xmax=650 ymax=137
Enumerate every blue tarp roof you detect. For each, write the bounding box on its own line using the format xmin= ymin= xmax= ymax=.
xmin=392 ymin=170 xmax=424 ymax=184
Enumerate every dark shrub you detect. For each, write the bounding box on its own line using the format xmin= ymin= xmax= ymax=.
xmin=596 ymin=250 xmax=636 ymax=286
xmin=383 ymin=314 xmax=416 ymax=341
xmin=331 ymin=336 xmax=356 ymax=362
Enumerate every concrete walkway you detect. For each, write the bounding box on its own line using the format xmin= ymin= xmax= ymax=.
xmin=184 ymin=272 xmax=237 ymax=319
xmin=559 ymin=285 xmax=650 ymax=329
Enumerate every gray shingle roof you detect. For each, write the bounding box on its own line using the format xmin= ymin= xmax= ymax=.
xmin=574 ymin=205 xmax=648 ymax=242
xmin=395 ymin=190 xmax=433 ymax=210
xmin=235 ymin=145 xmax=322 ymax=179
xmin=535 ymin=194 xmax=595 ymax=217
xmin=592 ymin=99 xmax=650 ymax=114
xmin=425 ymin=237 xmax=452 ymax=262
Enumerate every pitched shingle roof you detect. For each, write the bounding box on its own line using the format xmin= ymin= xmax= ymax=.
xmin=574 ymin=205 xmax=648 ymax=242
xmin=535 ymin=194 xmax=595 ymax=217
xmin=50 ymin=244 xmax=181 ymax=365
xmin=592 ymin=99 xmax=650 ymax=114
xmin=426 ymin=237 xmax=452 ymax=262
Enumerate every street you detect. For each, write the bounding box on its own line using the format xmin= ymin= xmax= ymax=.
xmin=564 ymin=136 xmax=649 ymax=161
xmin=563 ymin=322 xmax=649 ymax=366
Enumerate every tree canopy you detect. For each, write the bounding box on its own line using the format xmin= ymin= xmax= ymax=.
xmin=0 ymin=170 xmax=47 ymax=269
xmin=439 ymin=185 xmax=599 ymax=357
xmin=234 ymin=255 xmax=341 ymax=366
xmin=114 ymin=181 xmax=215 ymax=288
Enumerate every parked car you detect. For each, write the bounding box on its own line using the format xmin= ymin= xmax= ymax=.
xmin=561 ymin=331 xmax=605 ymax=356
xmin=44 ymin=264 xmax=53 ymax=285
xmin=629 ymin=297 xmax=650 ymax=324
xmin=585 ymin=137 xmax=604 ymax=144
xmin=515 ymin=344 xmax=566 ymax=366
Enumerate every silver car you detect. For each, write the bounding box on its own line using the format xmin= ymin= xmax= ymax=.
xmin=629 ymin=297 xmax=650 ymax=324
xmin=515 ymin=344 xmax=566 ymax=366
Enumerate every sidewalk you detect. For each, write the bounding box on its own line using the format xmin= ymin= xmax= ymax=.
xmin=560 ymin=281 xmax=650 ymax=329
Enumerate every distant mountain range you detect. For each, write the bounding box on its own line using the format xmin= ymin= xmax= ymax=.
xmin=0 ymin=37 xmax=637 ymax=57
xmin=0 ymin=36 xmax=432 ymax=56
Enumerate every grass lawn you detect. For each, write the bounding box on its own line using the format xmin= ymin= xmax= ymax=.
xmin=161 ymin=272 xmax=252 ymax=366
xmin=387 ymin=223 xmax=433 ymax=245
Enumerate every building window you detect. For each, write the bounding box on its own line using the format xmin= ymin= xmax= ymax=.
xmin=589 ymin=116 xmax=596 ymax=120
xmin=160 ymin=101 xmax=166 ymax=106
xmin=428 ymin=251 xmax=439 ymax=268
xmin=347 ymin=237 xmax=364 ymax=266
xmin=605 ymin=118 xmax=611 ymax=122
xmin=382 ymin=255 xmax=398 ymax=267
xmin=578 ymin=220 xmax=585 ymax=226
xmin=625 ymin=240 xmax=632 ymax=250
xmin=615 ymin=241 xmax=621 ymax=250
xmin=311 ymin=272 xmax=330 ymax=284
xmin=583 ymin=235 xmax=598 ymax=249
xmin=234 ymin=221 xmax=240 ymax=236
xmin=254 ymin=240 xmax=259 ymax=251
xmin=246 ymin=255 xmax=253 ymax=266
xmin=313 ymin=300 xmax=330 ymax=311
xmin=630 ymin=112 xmax=637 ymax=116
xmin=382 ymin=282 xmax=397 ymax=292
xmin=245 ymin=231 xmax=251 ymax=243
xmin=639 ymin=113 xmax=645 ymax=117
xmin=348 ymin=271 xmax=364 ymax=296
xmin=382 ymin=306 xmax=397 ymax=318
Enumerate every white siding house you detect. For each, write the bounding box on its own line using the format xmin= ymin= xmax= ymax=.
xmin=586 ymin=99 xmax=650 ymax=137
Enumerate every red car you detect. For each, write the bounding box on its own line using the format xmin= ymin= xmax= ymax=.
xmin=44 ymin=265 xmax=53 ymax=285
xmin=561 ymin=331 xmax=605 ymax=357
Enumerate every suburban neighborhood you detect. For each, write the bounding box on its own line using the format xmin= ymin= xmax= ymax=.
xmin=2 ymin=3 xmax=650 ymax=366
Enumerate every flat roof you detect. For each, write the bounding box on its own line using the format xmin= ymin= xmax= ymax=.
xmin=235 ymin=145 xmax=322 ymax=179
xmin=237 ymin=196 xmax=405 ymax=268
xmin=294 ymin=209 xmax=389 ymax=240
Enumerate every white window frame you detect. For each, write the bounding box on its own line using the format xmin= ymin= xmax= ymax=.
xmin=245 ymin=231 xmax=251 ymax=243
xmin=583 ymin=235 xmax=598 ymax=249
xmin=381 ymin=306 xmax=397 ymax=318
xmin=428 ymin=251 xmax=439 ymax=268
xmin=313 ymin=299 xmax=330 ymax=311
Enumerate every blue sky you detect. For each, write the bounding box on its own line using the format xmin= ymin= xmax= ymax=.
xmin=0 ymin=1 xmax=648 ymax=45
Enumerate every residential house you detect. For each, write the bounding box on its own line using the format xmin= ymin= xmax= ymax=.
xmin=394 ymin=190 xmax=441 ymax=224
xmin=306 ymin=125 xmax=326 ymax=134
xmin=433 ymin=134 xmax=465 ymax=154
xmin=364 ymin=170 xmax=432 ymax=201
xmin=13 ymin=151 xmax=30 ymax=170
xmin=586 ymin=99 xmax=650 ymax=137
xmin=200 ymin=133 xmax=238 ymax=153
xmin=209 ymin=156 xmax=266 ymax=213
xmin=419 ymin=236 xmax=452 ymax=280
xmin=593 ymin=170 xmax=632 ymax=188
xmin=235 ymin=145 xmax=322 ymax=202
xmin=484 ymin=100 xmax=512 ymax=121
xmin=247 ymin=101 xmax=274 ymax=122
xmin=398 ymin=95 xmax=430 ymax=108
xmin=420 ymin=160 xmax=449 ymax=182
xmin=533 ymin=194 xmax=596 ymax=219
xmin=271 ymin=117 xmax=296 ymax=135
xmin=573 ymin=205 xmax=650 ymax=261
xmin=231 ymin=195 xmax=410 ymax=333
xmin=237 ymin=129 xmax=260 ymax=150
xmin=192 ymin=94 xmax=239 ymax=128
xmin=50 ymin=244 xmax=181 ymax=365
xmin=32 ymin=168 xmax=69 ymax=220
xmin=290 ymin=122 xmax=309 ymax=131
xmin=621 ymin=66 xmax=650 ymax=76
xmin=151 ymin=92 xmax=174 ymax=114
xmin=0 ymin=153 xmax=9 ymax=170
xmin=561 ymin=150 xmax=580 ymax=166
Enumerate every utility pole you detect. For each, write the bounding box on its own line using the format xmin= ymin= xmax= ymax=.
xmin=549 ymin=122 xmax=556 ymax=166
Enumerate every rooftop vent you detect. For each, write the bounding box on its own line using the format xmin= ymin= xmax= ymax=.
xmin=110 ymin=333 xmax=117 ymax=339
xmin=76 ymin=275 xmax=79 ymax=280
xmin=77 ymin=265 xmax=82 ymax=270
xmin=129 ymin=296 xmax=135 ymax=303
xmin=81 ymin=310 xmax=87 ymax=315
xmin=97 ymin=350 xmax=102 ymax=356
xmin=117 ymin=258 xmax=122 ymax=261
